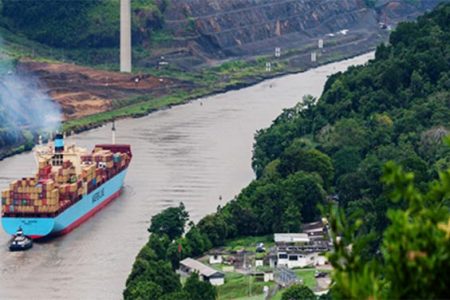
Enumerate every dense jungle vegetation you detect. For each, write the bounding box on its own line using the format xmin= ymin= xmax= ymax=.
xmin=252 ymin=2 xmax=450 ymax=252
xmin=125 ymin=3 xmax=450 ymax=299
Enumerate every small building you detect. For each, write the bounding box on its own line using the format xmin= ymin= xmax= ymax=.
xmin=209 ymin=254 xmax=223 ymax=265
xmin=314 ymin=255 xmax=328 ymax=266
xmin=179 ymin=258 xmax=225 ymax=286
xmin=264 ymin=272 xmax=274 ymax=282
xmin=255 ymin=259 xmax=264 ymax=267
xmin=276 ymin=251 xmax=328 ymax=269
xmin=273 ymin=231 xmax=331 ymax=269
xmin=303 ymin=221 xmax=326 ymax=234
xmin=252 ymin=271 xmax=274 ymax=282
xmin=277 ymin=252 xmax=315 ymax=269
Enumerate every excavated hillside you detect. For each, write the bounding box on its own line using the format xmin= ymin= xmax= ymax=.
xmin=17 ymin=60 xmax=185 ymax=120
xmin=12 ymin=0 xmax=445 ymax=118
xmin=15 ymin=0 xmax=445 ymax=121
xmin=138 ymin=0 xmax=444 ymax=68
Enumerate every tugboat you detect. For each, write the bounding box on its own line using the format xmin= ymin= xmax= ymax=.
xmin=9 ymin=227 xmax=33 ymax=251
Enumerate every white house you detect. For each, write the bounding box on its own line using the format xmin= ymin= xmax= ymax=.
xmin=273 ymin=231 xmax=331 ymax=269
xmin=276 ymin=252 xmax=328 ymax=269
xmin=277 ymin=252 xmax=315 ymax=268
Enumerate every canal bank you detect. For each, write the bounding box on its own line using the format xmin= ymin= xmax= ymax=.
xmin=0 ymin=53 xmax=373 ymax=299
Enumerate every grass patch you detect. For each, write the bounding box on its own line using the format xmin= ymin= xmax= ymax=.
xmin=270 ymin=268 xmax=317 ymax=299
xmin=217 ymin=272 xmax=274 ymax=300
xmin=234 ymin=295 xmax=265 ymax=300
xmin=63 ymin=91 xmax=188 ymax=132
xmin=224 ymin=235 xmax=274 ymax=252
xmin=212 ymin=57 xmax=286 ymax=82
xmin=293 ymin=268 xmax=317 ymax=289
xmin=271 ymin=291 xmax=284 ymax=300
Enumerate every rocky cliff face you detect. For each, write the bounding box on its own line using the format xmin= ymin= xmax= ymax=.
xmin=166 ymin=0 xmax=374 ymax=55
xmin=143 ymin=0 xmax=445 ymax=68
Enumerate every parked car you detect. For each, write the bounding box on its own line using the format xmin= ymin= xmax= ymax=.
xmin=256 ymin=242 xmax=266 ymax=253
xmin=315 ymin=271 xmax=328 ymax=278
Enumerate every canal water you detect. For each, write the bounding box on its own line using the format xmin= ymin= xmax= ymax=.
xmin=0 ymin=53 xmax=373 ymax=299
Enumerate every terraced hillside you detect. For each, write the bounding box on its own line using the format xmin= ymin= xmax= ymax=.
xmin=149 ymin=0 xmax=444 ymax=68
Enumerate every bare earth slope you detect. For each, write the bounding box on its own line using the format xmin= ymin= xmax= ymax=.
xmin=18 ymin=61 xmax=185 ymax=120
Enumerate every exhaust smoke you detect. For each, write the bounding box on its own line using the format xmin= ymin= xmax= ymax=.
xmin=0 ymin=38 xmax=61 ymax=147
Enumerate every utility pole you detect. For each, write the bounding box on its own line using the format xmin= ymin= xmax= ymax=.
xmin=311 ymin=51 xmax=317 ymax=62
xmin=112 ymin=121 xmax=116 ymax=144
xmin=120 ymin=0 xmax=132 ymax=72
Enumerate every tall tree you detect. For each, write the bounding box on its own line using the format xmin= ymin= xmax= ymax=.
xmin=183 ymin=272 xmax=217 ymax=300
xmin=2 ymin=0 xmax=99 ymax=47
xmin=281 ymin=284 xmax=316 ymax=300
xmin=328 ymin=161 xmax=450 ymax=299
xmin=148 ymin=202 xmax=189 ymax=240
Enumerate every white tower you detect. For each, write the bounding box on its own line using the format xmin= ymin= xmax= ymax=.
xmin=120 ymin=0 xmax=132 ymax=72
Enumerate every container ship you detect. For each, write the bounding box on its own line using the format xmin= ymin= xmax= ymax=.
xmin=1 ymin=132 xmax=131 ymax=239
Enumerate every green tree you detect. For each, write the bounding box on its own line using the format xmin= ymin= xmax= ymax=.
xmin=282 ymin=171 xmax=326 ymax=222
xmin=160 ymin=291 xmax=192 ymax=300
xmin=185 ymin=224 xmax=210 ymax=257
xmin=183 ymin=272 xmax=217 ymax=300
xmin=410 ymin=70 xmax=424 ymax=97
xmin=2 ymin=0 xmax=99 ymax=47
xmin=281 ymin=203 xmax=302 ymax=233
xmin=261 ymin=159 xmax=282 ymax=180
xmin=336 ymin=172 xmax=366 ymax=206
xmin=332 ymin=147 xmax=362 ymax=178
xmin=126 ymin=259 xmax=181 ymax=295
xmin=279 ymin=146 xmax=334 ymax=187
xmin=328 ymin=161 xmax=450 ymax=299
xmin=148 ymin=234 xmax=171 ymax=260
xmin=197 ymin=214 xmax=229 ymax=247
xmin=328 ymin=118 xmax=369 ymax=151
xmin=148 ymin=202 xmax=189 ymax=240
xmin=136 ymin=243 xmax=158 ymax=262
xmin=167 ymin=238 xmax=192 ymax=269
xmin=123 ymin=280 xmax=163 ymax=300
xmin=281 ymin=284 xmax=316 ymax=300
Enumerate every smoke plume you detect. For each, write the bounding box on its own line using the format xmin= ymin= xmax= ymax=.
xmin=0 ymin=39 xmax=61 ymax=139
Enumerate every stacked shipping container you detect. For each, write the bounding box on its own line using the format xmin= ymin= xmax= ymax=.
xmin=1 ymin=146 xmax=131 ymax=217
xmin=1 ymin=179 xmax=58 ymax=214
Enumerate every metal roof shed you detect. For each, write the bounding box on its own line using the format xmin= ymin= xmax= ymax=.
xmin=274 ymin=233 xmax=310 ymax=244
xmin=179 ymin=258 xmax=225 ymax=285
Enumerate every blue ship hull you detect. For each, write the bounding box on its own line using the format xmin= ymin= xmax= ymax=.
xmin=2 ymin=168 xmax=127 ymax=238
